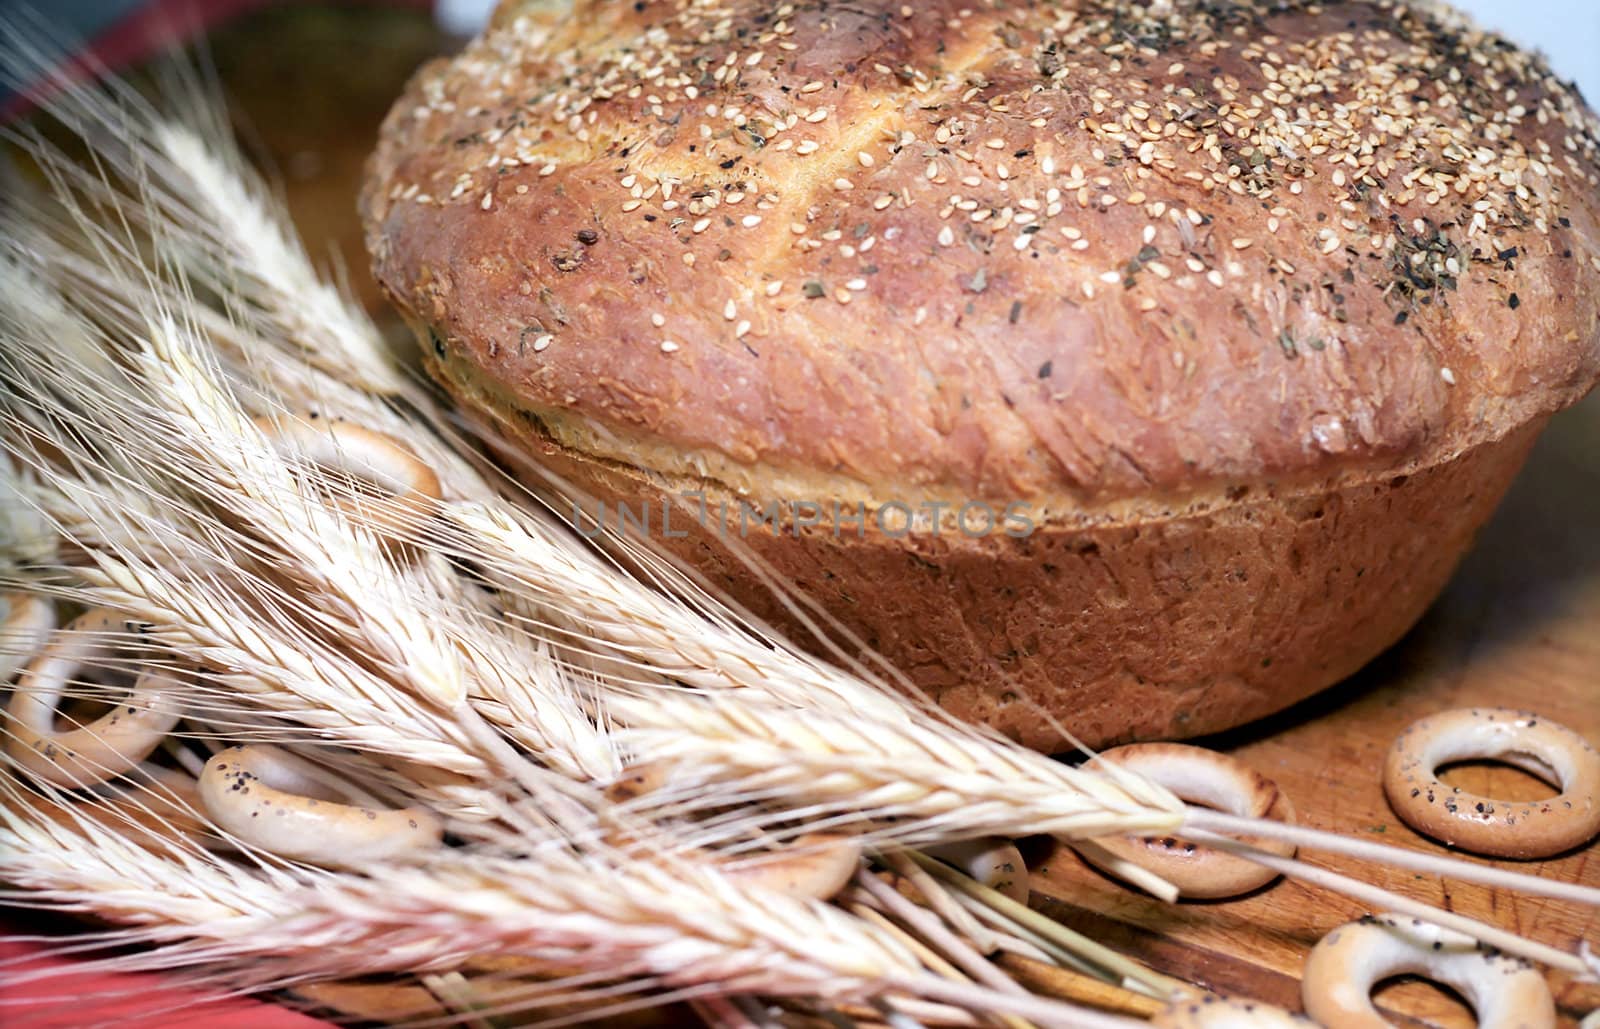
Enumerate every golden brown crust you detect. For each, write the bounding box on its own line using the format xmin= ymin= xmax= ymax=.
xmin=454 ymin=376 xmax=1540 ymax=750
xmin=364 ymin=0 xmax=1600 ymax=505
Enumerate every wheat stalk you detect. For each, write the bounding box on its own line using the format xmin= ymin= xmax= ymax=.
xmin=449 ymin=504 xmax=1182 ymax=826
xmin=8 ymin=307 xmax=617 ymax=785
xmin=0 ymin=774 xmax=283 ymax=929
xmin=72 ymin=561 xmax=488 ymax=772
xmin=0 ymin=240 xmax=1058 ymax=1024
xmin=235 ymin=853 xmax=1148 ymax=1028
xmin=4 ymin=728 xmax=1140 ymax=1026
xmin=0 ymin=768 xmax=921 ymax=1017
xmin=0 ymin=455 xmax=483 ymax=784
xmin=153 ymin=321 xmax=621 ymax=775
xmin=17 ymin=454 xmax=611 ymax=801
xmin=134 ymin=327 xmax=463 ymax=700
xmin=0 ymin=612 xmax=1104 ymax=1022
xmin=608 ymin=692 xmax=1179 ymax=846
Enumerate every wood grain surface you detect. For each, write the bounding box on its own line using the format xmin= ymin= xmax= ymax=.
xmin=1028 ymin=392 xmax=1600 ymax=1027
xmin=142 ymin=5 xmax=1600 ymax=1026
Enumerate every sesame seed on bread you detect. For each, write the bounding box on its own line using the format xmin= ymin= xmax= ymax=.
xmin=363 ymin=0 xmax=1600 ymax=508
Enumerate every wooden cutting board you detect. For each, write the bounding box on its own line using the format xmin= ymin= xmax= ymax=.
xmin=163 ymin=6 xmax=1600 ymax=1025
xmin=1027 ymin=386 xmax=1600 ymax=1027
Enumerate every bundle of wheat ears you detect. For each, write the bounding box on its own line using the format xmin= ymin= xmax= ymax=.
xmin=0 ymin=31 xmax=1596 ymax=1029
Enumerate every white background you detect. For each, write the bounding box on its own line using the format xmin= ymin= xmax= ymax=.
xmin=1450 ymin=0 xmax=1600 ymax=103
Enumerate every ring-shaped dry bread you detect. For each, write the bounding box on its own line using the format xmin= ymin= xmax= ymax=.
xmin=923 ymin=837 xmax=1030 ymax=905
xmin=198 ymin=744 xmax=444 ymax=869
xmin=253 ymin=415 xmax=442 ymax=545
xmin=605 ymin=762 xmax=861 ymax=901
xmin=1384 ymin=708 xmax=1600 ymax=858
xmin=1076 ymin=743 xmax=1295 ymax=899
xmin=0 ymin=592 xmax=55 ymax=685
xmin=718 ymin=833 xmax=863 ymax=900
xmin=4 ymin=607 xmax=182 ymax=788
xmin=1302 ymin=915 xmax=1556 ymax=1029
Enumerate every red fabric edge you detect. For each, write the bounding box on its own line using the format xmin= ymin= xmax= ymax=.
xmin=0 ymin=932 xmax=333 ymax=1028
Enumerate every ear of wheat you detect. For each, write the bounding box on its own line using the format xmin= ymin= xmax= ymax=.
xmin=1 ymin=24 xmax=1595 ymax=1029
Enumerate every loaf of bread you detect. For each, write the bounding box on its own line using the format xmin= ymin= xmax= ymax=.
xmin=362 ymin=0 xmax=1600 ymax=750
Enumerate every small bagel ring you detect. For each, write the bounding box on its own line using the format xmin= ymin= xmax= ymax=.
xmin=199 ymin=744 xmax=443 ymax=869
xmin=1152 ymin=994 xmax=1314 ymax=1027
xmin=1 ymin=592 xmax=56 ymax=685
xmin=1384 ymin=708 xmax=1600 ymax=858
xmin=924 ymin=838 xmax=1030 ymax=905
xmin=253 ymin=415 xmax=442 ymax=545
xmin=4 ymin=607 xmax=183 ymax=788
xmin=1076 ymin=743 xmax=1295 ymax=899
xmin=605 ymin=763 xmax=861 ymax=901
xmin=721 ymin=833 xmax=862 ymax=900
xmin=1303 ymin=914 xmax=1556 ymax=1029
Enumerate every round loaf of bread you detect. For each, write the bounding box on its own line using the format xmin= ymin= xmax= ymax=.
xmin=362 ymin=0 xmax=1600 ymax=750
